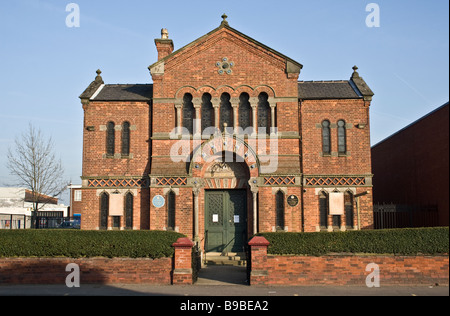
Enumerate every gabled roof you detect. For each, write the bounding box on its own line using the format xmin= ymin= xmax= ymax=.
xmin=298 ymin=81 xmax=361 ymax=100
xmin=298 ymin=66 xmax=374 ymax=101
xmin=148 ymin=16 xmax=303 ymax=74
xmin=79 ymin=70 xmax=104 ymax=100
xmin=79 ymin=70 xmax=153 ymax=102
xmin=93 ymin=84 xmax=153 ymax=102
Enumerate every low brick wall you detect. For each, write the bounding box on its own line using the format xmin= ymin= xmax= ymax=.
xmin=249 ymin=237 xmax=449 ymax=286
xmin=0 ymin=237 xmax=200 ymax=286
xmin=0 ymin=257 xmax=173 ymax=285
xmin=264 ymin=255 xmax=449 ymax=286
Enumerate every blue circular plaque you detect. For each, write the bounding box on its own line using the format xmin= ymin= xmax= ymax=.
xmin=152 ymin=195 xmax=165 ymax=208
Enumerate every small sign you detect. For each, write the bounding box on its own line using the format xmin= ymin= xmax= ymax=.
xmin=152 ymin=195 xmax=165 ymax=208
xmin=287 ymin=195 xmax=299 ymax=207
xmin=329 ymin=192 xmax=344 ymax=215
xmin=212 ymin=214 xmax=219 ymax=223
xmin=234 ymin=215 xmax=240 ymax=223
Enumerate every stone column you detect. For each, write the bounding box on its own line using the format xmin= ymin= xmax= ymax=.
xmin=193 ymin=186 xmax=201 ymax=242
xmin=212 ymin=97 xmax=220 ymax=132
xmin=270 ymin=103 xmax=276 ymax=135
xmin=193 ymin=98 xmax=202 ymax=138
xmin=231 ymin=97 xmax=239 ymax=133
xmin=249 ymin=178 xmax=259 ymax=235
xmin=252 ymin=192 xmax=258 ymax=235
xmin=250 ymin=97 xmax=258 ymax=136
xmin=175 ymin=101 xmax=183 ymax=136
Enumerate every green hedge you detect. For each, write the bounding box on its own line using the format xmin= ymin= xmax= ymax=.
xmin=0 ymin=230 xmax=185 ymax=259
xmin=258 ymin=227 xmax=449 ymax=256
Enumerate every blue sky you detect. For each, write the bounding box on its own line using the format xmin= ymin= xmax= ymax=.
xmin=0 ymin=0 xmax=448 ymax=203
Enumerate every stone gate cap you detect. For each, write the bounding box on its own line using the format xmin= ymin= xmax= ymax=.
xmin=248 ymin=236 xmax=270 ymax=247
xmin=172 ymin=237 xmax=195 ymax=248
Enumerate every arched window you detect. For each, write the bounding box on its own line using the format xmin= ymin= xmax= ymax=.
xmin=337 ymin=120 xmax=347 ymax=154
xmin=220 ymin=93 xmax=233 ymax=132
xmin=275 ymin=191 xmax=285 ymax=231
xmin=100 ymin=192 xmax=109 ymax=230
xmin=319 ymin=191 xmax=328 ymax=229
xmin=167 ymin=191 xmax=176 ymax=231
xmin=122 ymin=121 xmax=131 ymax=156
xmin=322 ymin=120 xmax=331 ymax=155
xmin=201 ymin=93 xmax=214 ymax=135
xmin=182 ymin=93 xmax=195 ymax=135
xmin=125 ymin=192 xmax=133 ymax=230
xmin=257 ymin=92 xmax=270 ymax=134
xmin=106 ymin=122 xmax=115 ymax=156
xmin=239 ymin=93 xmax=252 ymax=132
xmin=345 ymin=191 xmax=354 ymax=229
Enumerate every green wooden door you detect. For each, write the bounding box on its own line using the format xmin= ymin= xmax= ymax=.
xmin=205 ymin=190 xmax=247 ymax=253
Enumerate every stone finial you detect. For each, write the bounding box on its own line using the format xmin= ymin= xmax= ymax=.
xmin=161 ymin=28 xmax=169 ymax=39
xmin=95 ymin=69 xmax=103 ymax=82
xmin=221 ymin=13 xmax=229 ymax=26
xmin=352 ymin=65 xmax=360 ymax=78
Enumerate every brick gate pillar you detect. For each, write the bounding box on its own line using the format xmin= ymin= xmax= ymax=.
xmin=248 ymin=236 xmax=270 ymax=285
xmin=172 ymin=237 xmax=195 ymax=285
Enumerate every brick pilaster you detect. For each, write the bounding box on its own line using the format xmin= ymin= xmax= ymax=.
xmin=248 ymin=236 xmax=270 ymax=285
xmin=172 ymin=237 xmax=195 ymax=285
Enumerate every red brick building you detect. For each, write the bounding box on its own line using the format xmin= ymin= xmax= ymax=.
xmin=78 ymin=16 xmax=375 ymax=252
xmin=372 ymin=102 xmax=449 ymax=227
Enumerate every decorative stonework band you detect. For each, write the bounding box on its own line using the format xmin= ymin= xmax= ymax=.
xmin=264 ymin=176 xmax=296 ymax=186
xmin=305 ymin=177 xmax=366 ymax=186
xmin=87 ymin=178 xmax=149 ymax=188
xmin=156 ymin=177 xmax=188 ymax=186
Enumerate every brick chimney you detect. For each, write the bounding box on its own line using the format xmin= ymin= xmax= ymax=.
xmin=155 ymin=28 xmax=174 ymax=61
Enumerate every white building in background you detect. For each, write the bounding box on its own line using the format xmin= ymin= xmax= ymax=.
xmin=0 ymin=187 xmax=69 ymax=229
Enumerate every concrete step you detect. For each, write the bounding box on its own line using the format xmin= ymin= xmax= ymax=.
xmin=204 ymin=252 xmax=247 ymax=267
xmin=205 ymin=258 xmax=247 ymax=267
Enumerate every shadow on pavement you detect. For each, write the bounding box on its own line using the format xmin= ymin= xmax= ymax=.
xmin=195 ymin=265 xmax=248 ymax=286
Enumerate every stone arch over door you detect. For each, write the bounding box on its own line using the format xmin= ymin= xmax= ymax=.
xmin=189 ymin=134 xmax=260 ymax=178
xmin=202 ymin=158 xmax=250 ymax=190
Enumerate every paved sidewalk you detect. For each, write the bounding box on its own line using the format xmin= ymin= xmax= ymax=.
xmin=196 ymin=265 xmax=248 ymax=286
xmin=0 ymin=284 xmax=448 ymax=296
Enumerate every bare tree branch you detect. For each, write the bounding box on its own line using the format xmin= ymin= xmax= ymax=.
xmin=6 ymin=124 xmax=70 ymax=227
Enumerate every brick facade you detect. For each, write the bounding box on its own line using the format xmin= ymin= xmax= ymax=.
xmin=78 ymin=16 xmax=375 ymax=249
